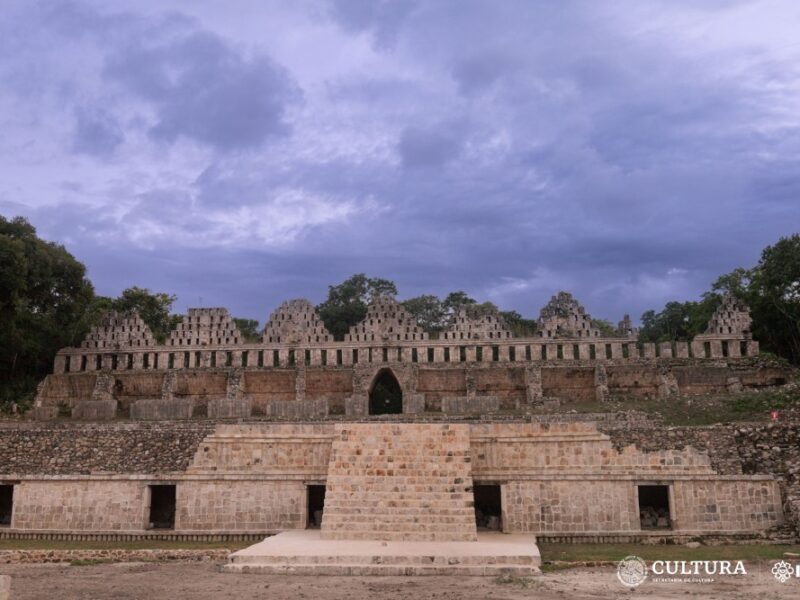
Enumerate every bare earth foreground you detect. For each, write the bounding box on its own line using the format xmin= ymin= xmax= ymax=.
xmin=2 ymin=561 xmax=798 ymax=600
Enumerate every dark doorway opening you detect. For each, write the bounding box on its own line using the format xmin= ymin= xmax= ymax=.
xmin=369 ymin=369 xmax=403 ymax=415
xmin=474 ymin=484 xmax=502 ymax=531
xmin=148 ymin=485 xmax=176 ymax=529
xmin=638 ymin=485 xmax=671 ymax=529
xmin=307 ymin=485 xmax=326 ymax=528
xmin=0 ymin=485 xmax=13 ymax=526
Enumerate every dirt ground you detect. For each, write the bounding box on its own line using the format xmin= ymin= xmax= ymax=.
xmin=1 ymin=561 xmax=798 ymax=600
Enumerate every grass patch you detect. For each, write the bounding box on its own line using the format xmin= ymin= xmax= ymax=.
xmin=494 ymin=574 xmax=541 ymax=588
xmin=539 ymin=543 xmax=800 ymax=564
xmin=0 ymin=539 xmax=251 ymax=551
xmin=69 ymin=558 xmax=116 ymax=567
xmin=538 ymin=386 xmax=800 ymax=426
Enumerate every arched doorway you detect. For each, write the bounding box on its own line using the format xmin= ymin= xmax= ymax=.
xmin=369 ymin=369 xmax=403 ymax=415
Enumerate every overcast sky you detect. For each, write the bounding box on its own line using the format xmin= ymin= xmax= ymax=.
xmin=2 ymin=1 xmax=799 ymax=325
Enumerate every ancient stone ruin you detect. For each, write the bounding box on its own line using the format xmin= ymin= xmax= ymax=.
xmin=1 ymin=289 xmax=796 ymax=575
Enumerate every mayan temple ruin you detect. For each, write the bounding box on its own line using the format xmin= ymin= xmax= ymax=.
xmin=0 ymin=290 xmax=796 ymax=575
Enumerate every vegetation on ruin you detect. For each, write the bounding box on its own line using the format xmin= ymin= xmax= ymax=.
xmin=640 ymin=233 xmax=800 ymax=365
xmin=1 ymin=214 xmax=798 ymax=413
xmin=316 ymin=273 xmax=399 ymax=340
xmin=546 ymin=377 xmax=800 ymax=426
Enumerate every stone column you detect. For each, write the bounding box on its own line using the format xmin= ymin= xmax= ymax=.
xmin=709 ymin=340 xmax=723 ymax=358
xmin=310 ymin=348 xmax=322 ymax=366
xmin=53 ymin=354 xmax=67 ymax=374
xmin=277 ymin=348 xmax=290 ymax=367
xmin=610 ymin=342 xmax=623 ymax=359
xmin=465 ymin=346 xmax=476 ymax=363
xmin=746 ymin=340 xmax=759 ymax=356
xmin=497 ymin=345 xmax=510 ymax=362
xmin=674 ymin=342 xmax=689 ymax=358
xmin=658 ymin=342 xmax=673 ymax=359
xmin=642 ymin=343 xmax=656 ymax=359
xmin=434 ymin=347 xmax=445 ymax=363
xmin=515 ymin=345 xmax=528 ymax=362
xmin=400 ymin=346 xmax=413 ymax=363
xmin=578 ymin=343 xmax=591 ymax=361
xmin=342 ymin=347 xmax=353 ymax=365
xmin=295 ymin=366 xmax=306 ymax=402
xmin=594 ymin=364 xmax=609 ymax=402
xmin=133 ymin=353 xmax=144 ymax=371
xmin=524 ymin=365 xmax=543 ymax=405
xmin=690 ymin=340 xmax=705 ymax=358
xmin=727 ymin=340 xmax=741 ymax=358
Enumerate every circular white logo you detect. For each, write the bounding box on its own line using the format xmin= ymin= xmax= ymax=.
xmin=617 ymin=555 xmax=648 ymax=588
xmin=772 ymin=560 xmax=794 ymax=583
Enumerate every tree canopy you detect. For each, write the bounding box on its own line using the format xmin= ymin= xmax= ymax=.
xmin=316 ymin=274 xmax=398 ymax=340
xmin=2 ymin=214 xmax=798 ymax=413
xmin=0 ymin=216 xmax=96 ymax=405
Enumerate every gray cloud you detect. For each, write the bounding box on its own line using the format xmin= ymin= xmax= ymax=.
xmin=103 ymin=30 xmax=300 ymax=150
xmin=1 ymin=0 xmax=799 ymax=325
xmin=71 ymin=107 xmax=124 ymax=156
xmin=398 ymin=123 xmax=466 ymax=169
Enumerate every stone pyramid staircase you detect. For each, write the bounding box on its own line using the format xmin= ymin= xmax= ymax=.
xmin=320 ymin=423 xmax=478 ymax=541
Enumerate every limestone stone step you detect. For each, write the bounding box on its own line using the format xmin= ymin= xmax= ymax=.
xmin=321 ymin=423 xmax=478 ymax=542
xmin=225 ymin=563 xmax=539 ymax=576
xmin=225 ymin=531 xmax=542 ymax=576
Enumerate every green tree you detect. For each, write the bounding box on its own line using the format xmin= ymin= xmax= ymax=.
xmin=401 ymin=295 xmax=447 ymax=334
xmin=234 ymin=318 xmax=261 ymax=342
xmin=724 ymin=235 xmax=800 ymax=364
xmin=0 ymin=216 xmax=96 ymax=408
xmin=500 ymin=310 xmax=538 ymax=337
xmin=317 ymin=274 xmax=399 ymax=340
xmin=442 ymin=291 xmax=476 ymax=314
xmin=591 ymin=318 xmax=618 ymax=337
xmin=109 ymin=287 xmax=179 ymax=343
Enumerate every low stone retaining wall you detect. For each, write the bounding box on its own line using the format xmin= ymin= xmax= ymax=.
xmin=0 ymin=549 xmax=231 ymax=564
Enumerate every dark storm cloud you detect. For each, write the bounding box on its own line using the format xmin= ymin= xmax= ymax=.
xmin=71 ymin=107 xmax=125 ymax=156
xmin=103 ymin=31 xmax=300 ymax=150
xmin=2 ymin=0 xmax=799 ymax=325
xmin=398 ymin=123 xmax=466 ymax=169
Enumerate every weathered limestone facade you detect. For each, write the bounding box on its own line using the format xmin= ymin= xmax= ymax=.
xmin=345 ymin=296 xmax=427 ymax=342
xmin=3 ymin=290 xmax=794 ymax=543
xmin=263 ymin=299 xmax=331 ymax=344
xmin=169 ymin=308 xmax=243 ymax=347
xmin=37 ymin=292 xmax=785 ymax=422
xmin=0 ymin=420 xmax=788 ymax=539
xmin=537 ymin=292 xmax=600 ymax=339
xmin=81 ymin=310 xmax=155 ymax=350
xmin=441 ymin=305 xmax=513 ymax=340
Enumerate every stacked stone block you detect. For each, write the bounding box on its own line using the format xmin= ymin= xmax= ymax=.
xmin=321 ymin=423 xmax=477 ymax=541
xmin=441 ymin=305 xmax=513 ymax=341
xmin=537 ymin=292 xmax=601 ymax=339
xmin=168 ymin=308 xmax=244 ymax=347
xmin=263 ymin=299 xmax=331 ymax=344
xmin=701 ymin=294 xmax=753 ymax=338
xmin=81 ymin=310 xmax=154 ymax=349
xmin=345 ymin=296 xmax=428 ymax=342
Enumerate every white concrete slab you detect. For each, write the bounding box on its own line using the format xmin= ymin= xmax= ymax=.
xmin=226 ymin=530 xmax=541 ymax=576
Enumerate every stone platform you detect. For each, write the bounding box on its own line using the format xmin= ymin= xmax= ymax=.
xmin=321 ymin=423 xmax=477 ymax=541
xmin=225 ymin=530 xmax=541 ymax=576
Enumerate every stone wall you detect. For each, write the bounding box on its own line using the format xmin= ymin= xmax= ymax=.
xmin=38 ymin=357 xmax=791 ymax=422
xmin=0 ymin=422 xmax=213 ymax=474
xmin=0 ymin=419 xmax=795 ymax=538
xmin=12 ymin=481 xmax=147 ymax=531
xmin=176 ymin=481 xmax=305 ymax=531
